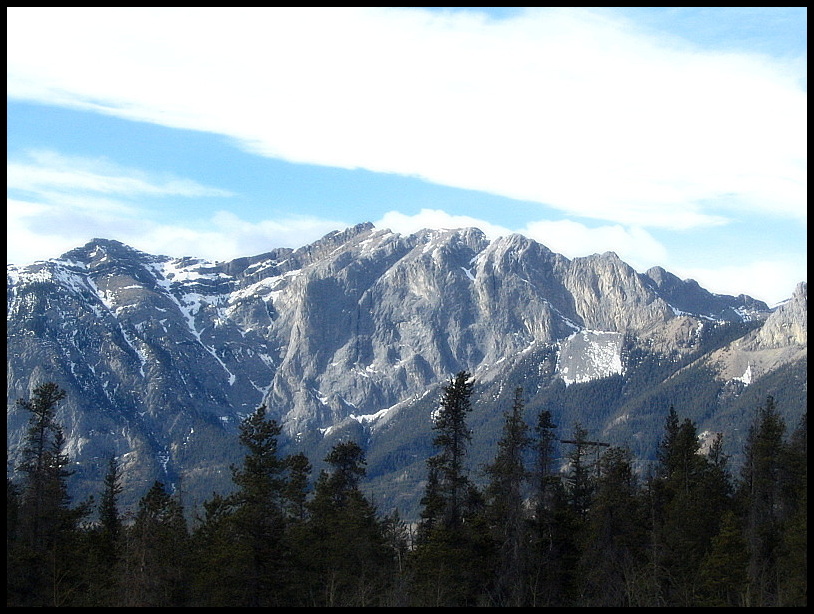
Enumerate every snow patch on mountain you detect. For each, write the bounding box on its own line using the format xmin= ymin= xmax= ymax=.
xmin=555 ymin=330 xmax=624 ymax=386
xmin=734 ymin=363 xmax=753 ymax=386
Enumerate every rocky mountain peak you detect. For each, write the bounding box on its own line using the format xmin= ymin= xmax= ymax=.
xmin=644 ymin=265 xmax=670 ymax=286
xmin=61 ymin=238 xmax=152 ymax=265
xmin=753 ymin=281 xmax=807 ymax=348
xmin=643 ymin=265 xmax=769 ymax=320
xmin=564 ymin=251 xmax=671 ymax=332
xmin=290 ymin=222 xmax=377 ymax=265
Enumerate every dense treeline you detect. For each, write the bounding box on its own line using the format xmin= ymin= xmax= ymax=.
xmin=7 ymin=376 xmax=807 ymax=606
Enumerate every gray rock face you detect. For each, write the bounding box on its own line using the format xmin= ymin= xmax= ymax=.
xmin=752 ymin=282 xmax=807 ymax=348
xmin=6 ymin=224 xmax=801 ymax=512
xmin=696 ymin=281 xmax=807 ymax=384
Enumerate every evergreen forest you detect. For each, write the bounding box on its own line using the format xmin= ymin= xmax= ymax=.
xmin=7 ymin=375 xmax=807 ymax=607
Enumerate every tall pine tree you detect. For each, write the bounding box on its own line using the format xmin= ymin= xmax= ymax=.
xmin=121 ymin=481 xmax=189 ymax=607
xmin=190 ymin=404 xmax=293 ymax=606
xmin=80 ymin=456 xmax=125 ymax=606
xmin=564 ymin=423 xmax=595 ymax=519
xmin=651 ymin=407 xmax=732 ymax=605
xmin=739 ymin=396 xmax=786 ymax=606
xmin=577 ymin=446 xmax=647 ymax=606
xmin=230 ymin=404 xmax=290 ymax=606
xmin=304 ymin=441 xmax=395 ymax=606
xmin=8 ymin=383 xmax=89 ymax=606
xmin=483 ymin=387 xmax=532 ymax=606
xmin=426 ymin=371 xmax=477 ymax=530
xmin=411 ymin=371 xmax=490 ymax=606
xmin=528 ymin=408 xmax=577 ymax=606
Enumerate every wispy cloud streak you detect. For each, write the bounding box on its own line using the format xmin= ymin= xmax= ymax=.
xmin=8 ymin=150 xmax=232 ymax=200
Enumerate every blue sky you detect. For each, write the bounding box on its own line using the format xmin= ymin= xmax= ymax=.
xmin=7 ymin=7 xmax=806 ymax=305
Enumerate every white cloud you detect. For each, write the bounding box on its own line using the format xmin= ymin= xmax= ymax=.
xmin=7 ymin=199 xmax=79 ymax=264
xmin=7 ymin=196 xmax=153 ymax=265
xmin=7 ymin=196 xmax=348 ymax=266
xmin=7 ymin=7 xmax=806 ymax=230
xmin=154 ymin=213 xmax=347 ymax=260
xmin=197 ymin=211 xmax=350 ymax=258
xmin=8 ymin=150 xmax=232 ymax=199
xmin=375 ymin=209 xmax=512 ymax=241
xmin=5 ymin=150 xmax=301 ymax=264
xmin=519 ymin=219 xmax=668 ymax=271
xmin=374 ymin=209 xmax=669 ymax=275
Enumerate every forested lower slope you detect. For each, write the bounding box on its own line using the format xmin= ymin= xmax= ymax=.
xmin=8 ymin=378 xmax=806 ymax=607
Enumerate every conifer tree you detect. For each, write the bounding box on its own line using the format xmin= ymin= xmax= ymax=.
xmin=121 ymin=481 xmax=189 ymax=607
xmin=189 ymin=492 xmax=242 ymax=606
xmin=650 ymin=407 xmax=732 ymax=605
xmin=410 ymin=371 xmax=494 ymax=606
xmin=15 ymin=383 xmax=71 ymax=547
xmin=483 ymin=387 xmax=532 ymax=606
xmin=8 ymin=383 xmax=89 ymax=606
xmin=380 ymin=508 xmax=411 ymax=605
xmin=98 ymin=456 xmax=123 ymax=544
xmin=304 ymin=441 xmax=395 ymax=606
xmin=428 ymin=370 xmax=477 ymax=529
xmin=7 ymin=475 xmax=21 ymax=571
xmin=227 ymin=404 xmax=291 ymax=606
xmin=657 ymin=405 xmax=681 ymax=478
xmin=776 ymin=412 xmax=807 ymax=606
xmin=577 ymin=446 xmax=647 ymax=606
xmin=528 ymin=408 xmax=577 ymax=606
xmin=664 ymin=413 xmax=707 ymax=495
xmin=190 ymin=407 xmax=312 ymax=606
xmin=81 ymin=456 xmax=125 ymax=606
xmin=564 ymin=423 xmax=595 ymax=519
xmin=283 ymin=451 xmax=312 ymax=522
xmin=534 ymin=408 xmax=559 ymax=511
xmin=739 ymin=396 xmax=786 ymax=606
xmin=697 ymin=510 xmax=749 ymax=606
xmin=416 ymin=463 xmax=444 ymax=541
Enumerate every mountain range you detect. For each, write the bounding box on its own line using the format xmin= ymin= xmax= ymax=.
xmin=6 ymin=223 xmax=807 ymax=519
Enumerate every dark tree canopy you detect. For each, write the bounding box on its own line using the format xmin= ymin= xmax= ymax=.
xmin=6 ymin=384 xmax=807 ymax=608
